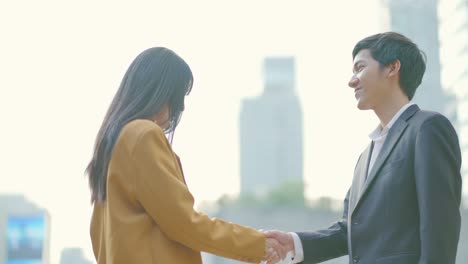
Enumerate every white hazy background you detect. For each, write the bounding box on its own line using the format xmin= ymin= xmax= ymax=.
xmin=1 ymin=0 xmax=458 ymax=263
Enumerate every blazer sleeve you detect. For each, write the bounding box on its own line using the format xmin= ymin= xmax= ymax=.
xmin=414 ymin=115 xmax=462 ymax=264
xmin=296 ymin=189 xmax=349 ymax=263
xmin=130 ymin=126 xmax=265 ymax=264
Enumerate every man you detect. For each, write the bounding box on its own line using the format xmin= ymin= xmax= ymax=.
xmin=267 ymin=32 xmax=462 ymax=264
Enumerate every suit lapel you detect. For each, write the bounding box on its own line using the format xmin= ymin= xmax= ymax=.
xmin=349 ymin=142 xmax=373 ymax=214
xmin=351 ymin=104 xmax=420 ymax=215
xmin=360 ymin=120 xmax=408 ymax=196
xmin=174 ymin=154 xmax=187 ymax=185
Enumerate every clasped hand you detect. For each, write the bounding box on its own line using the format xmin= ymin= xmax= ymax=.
xmin=261 ymin=230 xmax=295 ymax=264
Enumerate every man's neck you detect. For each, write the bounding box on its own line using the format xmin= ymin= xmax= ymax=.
xmin=374 ymin=96 xmax=410 ymax=128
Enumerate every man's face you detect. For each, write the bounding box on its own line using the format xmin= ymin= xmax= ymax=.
xmin=348 ymin=49 xmax=391 ymax=110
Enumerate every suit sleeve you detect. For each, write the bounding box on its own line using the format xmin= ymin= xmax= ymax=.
xmin=414 ymin=115 xmax=462 ymax=264
xmin=131 ymin=126 xmax=265 ymax=263
xmin=296 ymin=189 xmax=349 ymax=263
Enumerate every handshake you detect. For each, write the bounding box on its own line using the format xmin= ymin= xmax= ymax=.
xmin=261 ymin=230 xmax=295 ymax=264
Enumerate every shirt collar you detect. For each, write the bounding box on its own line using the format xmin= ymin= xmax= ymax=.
xmin=369 ymin=102 xmax=415 ymax=140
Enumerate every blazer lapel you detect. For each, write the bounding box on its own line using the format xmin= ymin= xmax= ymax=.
xmin=360 ymin=120 xmax=408 ymax=195
xmin=174 ymin=154 xmax=187 ymax=185
xmin=349 ymin=142 xmax=373 ymax=215
xmin=352 ymin=104 xmax=420 ymax=214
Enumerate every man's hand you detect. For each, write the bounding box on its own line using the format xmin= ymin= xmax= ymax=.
xmin=263 ymin=237 xmax=287 ymax=264
xmin=264 ymin=230 xmax=295 ymax=256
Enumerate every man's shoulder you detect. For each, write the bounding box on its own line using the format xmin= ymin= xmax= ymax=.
xmin=410 ymin=109 xmax=455 ymax=134
xmin=410 ymin=109 xmax=449 ymax=125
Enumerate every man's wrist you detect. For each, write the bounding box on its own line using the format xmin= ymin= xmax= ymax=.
xmin=289 ymin=232 xmax=304 ymax=263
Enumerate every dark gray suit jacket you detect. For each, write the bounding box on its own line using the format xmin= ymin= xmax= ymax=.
xmin=298 ymin=105 xmax=462 ymax=264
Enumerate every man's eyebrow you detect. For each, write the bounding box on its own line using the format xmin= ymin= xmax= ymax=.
xmin=352 ymin=60 xmax=366 ymax=72
xmin=353 ymin=60 xmax=365 ymax=68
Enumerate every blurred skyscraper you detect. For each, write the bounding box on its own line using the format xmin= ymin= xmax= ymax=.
xmin=380 ymin=0 xmax=457 ymax=121
xmin=239 ymin=57 xmax=303 ymax=197
xmin=59 ymin=247 xmax=93 ymax=264
xmin=439 ymin=0 xmax=468 ymax=205
xmin=0 ymin=195 xmax=50 ymax=264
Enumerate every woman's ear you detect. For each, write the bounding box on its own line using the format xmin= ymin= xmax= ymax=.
xmin=153 ymin=104 xmax=171 ymax=129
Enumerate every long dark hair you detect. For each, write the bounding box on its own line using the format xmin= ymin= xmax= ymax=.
xmin=86 ymin=47 xmax=193 ymax=203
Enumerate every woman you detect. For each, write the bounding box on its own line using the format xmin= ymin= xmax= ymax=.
xmin=85 ymin=47 xmax=285 ymax=264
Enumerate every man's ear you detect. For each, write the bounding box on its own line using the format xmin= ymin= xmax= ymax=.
xmin=386 ymin=59 xmax=401 ymax=77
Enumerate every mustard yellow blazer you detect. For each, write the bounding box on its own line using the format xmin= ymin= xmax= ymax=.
xmin=90 ymin=119 xmax=265 ymax=264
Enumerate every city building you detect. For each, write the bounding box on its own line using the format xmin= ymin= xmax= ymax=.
xmin=0 ymin=195 xmax=50 ymax=264
xmin=439 ymin=0 xmax=468 ymax=205
xmin=60 ymin=247 xmax=93 ymax=264
xmin=239 ymin=57 xmax=303 ymax=198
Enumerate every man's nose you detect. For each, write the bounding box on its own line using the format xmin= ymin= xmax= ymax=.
xmin=348 ymin=76 xmax=359 ymax=88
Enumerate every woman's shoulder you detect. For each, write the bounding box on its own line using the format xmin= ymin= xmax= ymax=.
xmin=123 ymin=119 xmax=162 ymax=134
xmin=119 ymin=119 xmax=166 ymax=149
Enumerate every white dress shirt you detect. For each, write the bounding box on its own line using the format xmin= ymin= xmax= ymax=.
xmin=289 ymin=102 xmax=414 ymax=263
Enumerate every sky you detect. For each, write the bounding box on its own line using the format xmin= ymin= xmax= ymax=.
xmin=1 ymin=0 xmax=453 ymax=263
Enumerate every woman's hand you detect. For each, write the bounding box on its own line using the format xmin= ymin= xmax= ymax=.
xmin=263 ymin=236 xmax=288 ymax=264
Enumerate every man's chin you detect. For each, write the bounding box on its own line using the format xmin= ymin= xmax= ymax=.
xmin=356 ymin=101 xmax=371 ymax=111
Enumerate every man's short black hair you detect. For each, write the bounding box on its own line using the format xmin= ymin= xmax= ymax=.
xmin=352 ymin=32 xmax=426 ymax=100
